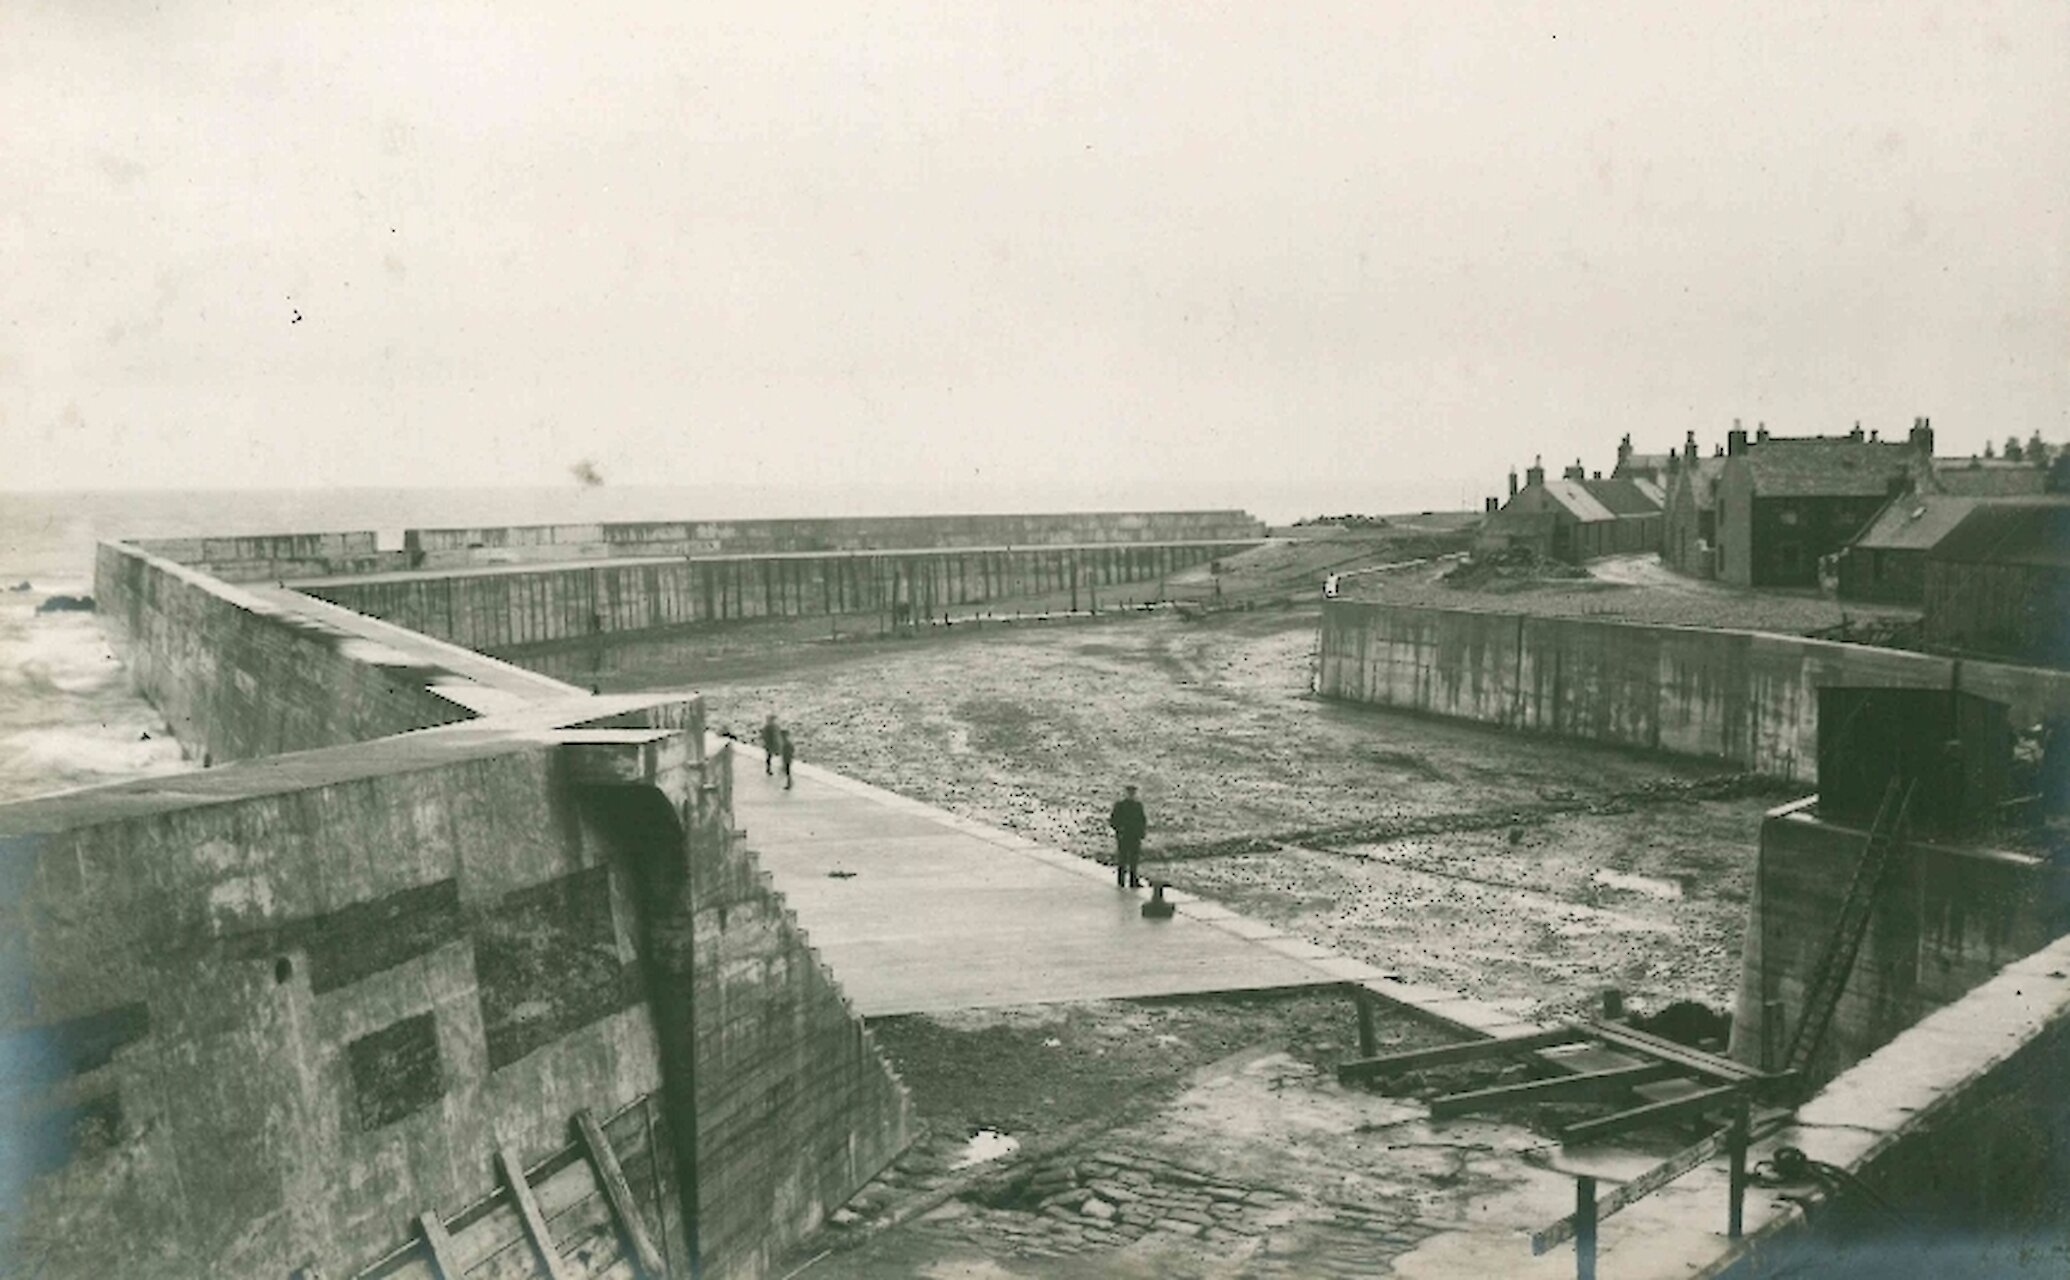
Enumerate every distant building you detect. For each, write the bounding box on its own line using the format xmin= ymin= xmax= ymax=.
xmin=1921 ymin=456 xmax=2051 ymax=498
xmin=1659 ymin=431 xmax=1728 ymax=579
xmin=1612 ymin=434 xmax=1672 ymax=484
xmin=1477 ymin=457 xmax=1664 ymax=562
xmin=1923 ymin=504 xmax=2070 ymax=667
xmin=1714 ymin=421 xmax=1925 ymax=588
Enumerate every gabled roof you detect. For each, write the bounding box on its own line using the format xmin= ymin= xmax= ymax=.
xmin=1540 ymin=480 xmax=1617 ymax=522
xmin=1614 ymin=453 xmax=1671 ymax=478
xmin=1736 ymin=439 xmax=1916 ymax=498
xmin=1929 ymin=504 xmax=2070 ymax=569
xmin=1582 ymin=477 xmax=1664 ymax=517
xmin=1852 ymin=495 xmax=1992 ymax=553
xmin=1924 ymin=459 xmax=2050 ymax=497
xmin=1668 ymin=457 xmax=1728 ymax=509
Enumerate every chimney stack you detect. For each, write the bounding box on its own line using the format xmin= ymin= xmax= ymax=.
xmin=1508 ymin=468 xmax=1519 ymax=500
xmin=1727 ymin=418 xmax=1749 ymax=456
xmin=1485 ymin=496 xmax=1500 ymax=513
xmin=1563 ymin=459 xmax=1587 ymax=481
xmin=1909 ymin=416 xmax=1935 ymax=457
xmin=1617 ymin=434 xmax=1633 ymax=467
xmin=1684 ymin=429 xmax=1698 ymax=462
xmin=1848 ymin=421 xmax=1865 ymax=442
xmin=1526 ymin=456 xmax=1546 ymax=488
xmin=1755 ymin=422 xmax=1769 ymax=445
xmin=1592 ymin=470 xmax=1603 ymax=481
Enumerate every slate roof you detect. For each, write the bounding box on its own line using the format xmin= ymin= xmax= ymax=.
xmin=1584 ymin=478 xmax=1665 ymax=517
xmin=1929 ymin=504 xmax=2070 ymax=569
xmin=1540 ymin=480 xmax=1617 ymax=522
xmin=1852 ymin=495 xmax=1988 ymax=553
xmin=1738 ymin=439 xmax=1916 ymax=498
xmin=1924 ymin=459 xmax=2050 ymax=497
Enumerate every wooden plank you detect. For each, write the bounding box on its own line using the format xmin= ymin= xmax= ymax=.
xmin=445 ymin=1202 xmax=525 ymax=1275
xmin=547 ymin=1193 xmax=627 ymax=1277
xmin=1582 ymin=1022 xmax=1762 ymax=1081
xmin=1427 ymin=1063 xmax=1679 ymax=1119
xmin=499 ymin=1147 xmax=578 ymax=1280
xmin=1559 ymin=1084 xmax=1741 ymax=1145
xmin=415 ymin=1212 xmax=463 ymax=1280
xmin=577 ymin=1108 xmax=668 ymax=1278
xmin=1336 ymin=1027 xmax=1585 ymax=1082
xmin=1533 ymin=1123 xmax=1737 ymax=1254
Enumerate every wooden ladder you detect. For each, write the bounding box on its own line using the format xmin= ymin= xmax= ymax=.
xmin=1782 ymin=778 xmax=1917 ymax=1079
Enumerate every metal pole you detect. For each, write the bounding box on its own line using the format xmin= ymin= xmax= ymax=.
xmin=1575 ymin=1176 xmax=1597 ymax=1280
xmin=1727 ymin=1095 xmax=1750 ymax=1240
xmin=1355 ymin=990 xmax=1377 ymax=1058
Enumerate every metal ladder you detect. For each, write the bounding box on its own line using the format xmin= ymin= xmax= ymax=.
xmin=1782 ymin=778 xmax=1917 ymax=1078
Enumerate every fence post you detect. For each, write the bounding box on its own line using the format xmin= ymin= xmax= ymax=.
xmin=1727 ymin=1095 xmax=1750 ymax=1240
xmin=1575 ymin=1176 xmax=1598 ymax=1280
xmin=1354 ymin=989 xmax=1377 ymax=1058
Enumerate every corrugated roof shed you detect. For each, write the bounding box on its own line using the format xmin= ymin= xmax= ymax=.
xmin=1740 ymin=440 xmax=1915 ymax=498
xmin=1929 ymin=504 xmax=2070 ymax=569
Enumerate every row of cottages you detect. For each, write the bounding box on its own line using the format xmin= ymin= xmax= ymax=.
xmin=1476 ymin=457 xmax=1664 ymax=562
xmin=1922 ymin=504 xmax=2070 ymax=667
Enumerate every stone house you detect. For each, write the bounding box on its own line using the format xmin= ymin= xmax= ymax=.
xmin=1477 ymin=458 xmax=1664 ymax=563
xmin=1715 ymin=422 xmax=1926 ymax=588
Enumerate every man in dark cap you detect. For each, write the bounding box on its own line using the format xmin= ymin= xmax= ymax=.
xmin=1108 ymin=784 xmax=1147 ymax=889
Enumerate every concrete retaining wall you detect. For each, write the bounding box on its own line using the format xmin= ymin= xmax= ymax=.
xmin=305 ymin=542 xmax=1252 ymax=652
xmin=131 ymin=531 xmax=408 ymax=583
xmin=94 ymin=541 xmax=475 ymax=765
xmin=1318 ymin=601 xmax=2070 ymax=782
xmin=1728 ymin=799 xmax=2070 ymax=1084
xmin=0 ymin=703 xmax=911 ymax=1280
xmin=405 ymin=511 xmax=1266 ymax=567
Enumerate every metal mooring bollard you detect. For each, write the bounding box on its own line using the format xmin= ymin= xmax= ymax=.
xmin=1141 ymin=882 xmax=1176 ymax=920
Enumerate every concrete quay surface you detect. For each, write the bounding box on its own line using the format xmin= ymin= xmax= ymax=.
xmin=727 ymin=744 xmax=1357 ymax=1016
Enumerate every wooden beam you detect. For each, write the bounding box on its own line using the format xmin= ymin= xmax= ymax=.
xmin=1427 ymin=1062 xmax=1679 ymax=1120
xmin=498 ymin=1147 xmax=577 ymax=1280
xmin=1337 ymin=1027 xmax=1585 ymax=1083
xmin=1583 ymin=1021 xmax=1760 ymax=1082
xmin=1560 ymin=1084 xmax=1741 ymax=1146
xmin=415 ymin=1212 xmax=463 ymax=1280
xmin=575 ymin=1109 xmax=667 ymax=1279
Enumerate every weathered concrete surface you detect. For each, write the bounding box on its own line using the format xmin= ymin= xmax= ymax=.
xmin=3 ymin=657 xmax=910 ymax=1280
xmin=93 ymin=541 xmax=570 ymax=766
xmin=1728 ymin=798 xmax=2070 ymax=1085
xmin=1319 ymin=600 xmax=2070 ymax=782
xmin=404 ymin=511 xmax=1268 ymax=566
xmin=296 ymin=540 xmax=1259 ymax=652
xmin=729 ymin=747 xmax=1347 ymax=1015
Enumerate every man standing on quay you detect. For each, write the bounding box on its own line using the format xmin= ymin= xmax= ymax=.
xmin=761 ymin=713 xmax=780 ymax=776
xmin=1109 ymin=784 xmax=1147 ymax=889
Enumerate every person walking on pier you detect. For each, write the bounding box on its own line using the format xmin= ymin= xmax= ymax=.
xmin=761 ymin=714 xmax=781 ymax=776
xmin=779 ymin=730 xmax=796 ymax=791
xmin=1109 ymin=784 xmax=1147 ymax=888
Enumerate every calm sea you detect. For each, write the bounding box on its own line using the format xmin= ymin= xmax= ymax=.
xmin=0 ymin=481 xmax=1457 ymax=802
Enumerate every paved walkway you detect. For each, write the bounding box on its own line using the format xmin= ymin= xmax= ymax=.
xmin=725 ymin=745 xmax=1367 ymax=1017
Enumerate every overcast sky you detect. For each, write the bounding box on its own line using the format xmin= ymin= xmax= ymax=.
xmin=4 ymin=2 xmax=2066 ymax=508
